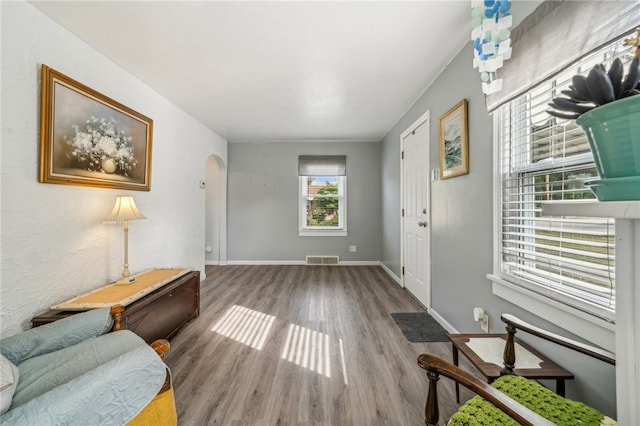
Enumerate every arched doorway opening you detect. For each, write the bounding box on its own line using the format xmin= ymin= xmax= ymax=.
xmin=205 ymin=155 xmax=227 ymax=266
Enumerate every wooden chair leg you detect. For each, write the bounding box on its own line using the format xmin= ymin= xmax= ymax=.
xmin=110 ymin=305 xmax=125 ymax=331
xmin=151 ymin=339 xmax=170 ymax=361
xmin=159 ymin=368 xmax=172 ymax=393
xmin=425 ymin=369 xmax=440 ymax=426
xmin=501 ymin=323 xmax=516 ymax=376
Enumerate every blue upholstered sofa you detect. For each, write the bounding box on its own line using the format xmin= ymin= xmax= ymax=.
xmin=0 ymin=308 xmax=171 ymax=425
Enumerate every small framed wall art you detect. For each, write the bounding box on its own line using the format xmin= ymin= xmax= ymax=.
xmin=39 ymin=65 xmax=153 ymax=191
xmin=438 ymin=99 xmax=469 ymax=180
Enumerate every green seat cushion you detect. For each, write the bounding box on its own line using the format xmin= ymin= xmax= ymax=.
xmin=448 ymin=375 xmax=608 ymax=426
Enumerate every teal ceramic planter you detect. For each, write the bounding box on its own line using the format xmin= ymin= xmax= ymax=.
xmin=576 ymin=95 xmax=640 ymax=200
xmin=577 ymin=95 xmax=640 ymax=178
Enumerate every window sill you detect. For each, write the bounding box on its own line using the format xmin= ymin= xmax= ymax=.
xmin=299 ymin=229 xmax=347 ymax=237
xmin=541 ymin=200 xmax=640 ymax=219
xmin=488 ymin=274 xmax=615 ymax=352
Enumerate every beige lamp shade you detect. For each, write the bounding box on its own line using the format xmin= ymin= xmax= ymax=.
xmin=105 ymin=196 xmax=146 ymax=223
xmin=105 ymin=196 xmax=146 ymax=285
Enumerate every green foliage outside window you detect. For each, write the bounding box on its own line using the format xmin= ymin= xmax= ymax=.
xmin=306 ymin=181 xmax=339 ymax=227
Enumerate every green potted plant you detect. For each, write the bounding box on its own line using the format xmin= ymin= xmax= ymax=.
xmin=547 ymin=54 xmax=640 ymax=200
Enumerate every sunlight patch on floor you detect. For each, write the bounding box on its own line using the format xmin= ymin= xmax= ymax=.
xmin=339 ymin=338 xmax=349 ymax=385
xmin=281 ymin=323 xmax=331 ymax=378
xmin=211 ymin=305 xmax=275 ymax=350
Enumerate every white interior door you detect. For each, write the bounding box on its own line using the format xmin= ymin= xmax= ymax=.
xmin=402 ymin=112 xmax=431 ymax=308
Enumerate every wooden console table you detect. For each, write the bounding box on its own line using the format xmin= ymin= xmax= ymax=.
xmin=449 ymin=333 xmax=574 ymax=403
xmin=32 ymin=268 xmax=200 ymax=344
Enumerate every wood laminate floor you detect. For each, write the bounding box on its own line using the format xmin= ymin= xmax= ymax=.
xmin=165 ymin=265 xmax=465 ymax=425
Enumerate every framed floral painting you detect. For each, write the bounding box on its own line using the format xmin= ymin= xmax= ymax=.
xmin=39 ymin=65 xmax=153 ymax=191
xmin=438 ymin=99 xmax=469 ymax=180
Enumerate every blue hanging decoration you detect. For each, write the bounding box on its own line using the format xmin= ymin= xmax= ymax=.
xmin=470 ymin=0 xmax=513 ymax=95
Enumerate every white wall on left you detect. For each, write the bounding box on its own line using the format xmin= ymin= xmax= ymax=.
xmin=0 ymin=1 xmax=228 ymax=336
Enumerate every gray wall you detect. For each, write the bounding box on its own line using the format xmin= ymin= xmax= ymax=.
xmin=228 ymin=142 xmax=381 ymax=262
xmin=380 ymin=1 xmax=616 ymax=416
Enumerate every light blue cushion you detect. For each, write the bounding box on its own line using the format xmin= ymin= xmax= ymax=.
xmin=11 ymin=330 xmax=147 ymax=409
xmin=0 ymin=355 xmax=20 ymax=414
xmin=0 ymin=308 xmax=113 ymax=365
xmin=0 ymin=344 xmax=166 ymax=425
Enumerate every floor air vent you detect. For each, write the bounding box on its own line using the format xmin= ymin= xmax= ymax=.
xmin=305 ymin=256 xmax=340 ymax=266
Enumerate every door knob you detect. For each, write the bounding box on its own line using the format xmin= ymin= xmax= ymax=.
xmin=418 ymin=221 xmax=427 ymax=227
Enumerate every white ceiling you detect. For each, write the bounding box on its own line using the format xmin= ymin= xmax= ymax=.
xmin=31 ymin=1 xmax=473 ymax=143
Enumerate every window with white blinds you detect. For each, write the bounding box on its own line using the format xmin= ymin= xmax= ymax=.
xmin=298 ymin=156 xmax=347 ymax=236
xmin=495 ymin=35 xmax=635 ymax=321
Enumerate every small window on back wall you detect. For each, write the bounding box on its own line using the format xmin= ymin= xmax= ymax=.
xmin=298 ymin=155 xmax=347 ymax=236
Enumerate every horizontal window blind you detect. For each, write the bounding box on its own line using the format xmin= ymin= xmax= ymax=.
xmin=496 ymin=35 xmax=637 ymax=320
xmin=486 ymin=0 xmax=639 ymax=112
xmin=298 ymin=155 xmax=346 ymax=176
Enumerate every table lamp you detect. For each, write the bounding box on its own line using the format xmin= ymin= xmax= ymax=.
xmin=105 ymin=195 xmax=146 ymax=285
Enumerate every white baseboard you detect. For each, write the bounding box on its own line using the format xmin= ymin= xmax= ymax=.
xmin=226 ymin=260 xmax=382 ymax=266
xmin=226 ymin=260 xmax=306 ymax=265
xmin=205 ymin=260 xmax=219 ymax=266
xmin=429 ymin=308 xmax=459 ymax=334
xmin=380 ymin=262 xmax=402 ymax=286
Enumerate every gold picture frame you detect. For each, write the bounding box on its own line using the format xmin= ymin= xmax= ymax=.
xmin=39 ymin=65 xmax=153 ymax=191
xmin=438 ymin=99 xmax=469 ymax=180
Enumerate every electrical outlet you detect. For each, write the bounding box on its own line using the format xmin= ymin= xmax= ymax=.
xmin=473 ymin=307 xmax=489 ymax=333
xmin=480 ymin=317 xmax=489 ymax=333
xmin=349 ymin=245 xmax=357 ymax=253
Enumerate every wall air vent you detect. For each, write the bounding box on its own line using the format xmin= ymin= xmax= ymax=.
xmin=305 ymin=256 xmax=339 ymax=266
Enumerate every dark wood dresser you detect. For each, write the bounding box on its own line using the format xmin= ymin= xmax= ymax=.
xmin=32 ymin=270 xmax=200 ymax=344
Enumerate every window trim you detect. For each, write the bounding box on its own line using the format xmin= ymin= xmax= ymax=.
xmin=298 ymin=175 xmax=347 ymax=237
xmin=488 ymin=274 xmax=615 ymax=351
xmin=489 ymin=112 xmax=615 ymax=351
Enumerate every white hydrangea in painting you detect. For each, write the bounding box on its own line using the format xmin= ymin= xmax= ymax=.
xmin=65 ymin=116 xmax=137 ymax=176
